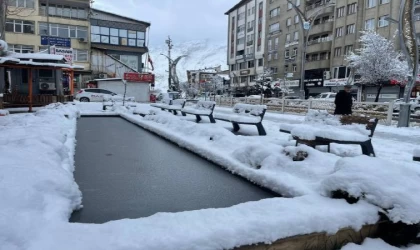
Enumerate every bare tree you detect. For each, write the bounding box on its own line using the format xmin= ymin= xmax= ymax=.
xmin=346 ymin=30 xmax=409 ymax=102
xmin=179 ymin=81 xmax=198 ymax=99
xmin=0 ymin=0 xmax=35 ymax=40
xmin=255 ymin=67 xmax=275 ymax=98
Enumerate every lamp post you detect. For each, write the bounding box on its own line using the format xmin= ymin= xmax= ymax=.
xmin=385 ymin=0 xmax=418 ymax=127
xmin=287 ymin=0 xmax=336 ymax=100
xmin=164 ymin=36 xmax=173 ymax=90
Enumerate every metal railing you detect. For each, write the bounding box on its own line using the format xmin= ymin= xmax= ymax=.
xmin=211 ymin=96 xmax=399 ymax=125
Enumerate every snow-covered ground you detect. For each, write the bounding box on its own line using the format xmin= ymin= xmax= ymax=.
xmin=1 ymin=103 xmax=420 ymax=249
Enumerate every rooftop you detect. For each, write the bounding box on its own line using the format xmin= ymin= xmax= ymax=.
xmin=91 ymin=8 xmax=151 ymax=26
xmin=225 ymin=0 xmax=251 ymax=15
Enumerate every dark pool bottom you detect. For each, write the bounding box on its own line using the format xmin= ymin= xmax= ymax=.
xmin=70 ymin=117 xmax=276 ymax=224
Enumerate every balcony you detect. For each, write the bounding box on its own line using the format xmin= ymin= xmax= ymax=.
xmin=306 ymin=1 xmax=334 ymax=19
xmin=236 ymin=54 xmax=245 ymax=60
xmin=246 ymin=53 xmax=254 ymax=59
xmin=247 ymin=40 xmax=254 ymax=46
xmin=306 ymin=40 xmax=332 ymax=53
xmin=310 ymin=20 xmax=334 ymax=35
xmin=305 ymin=59 xmax=330 ymax=70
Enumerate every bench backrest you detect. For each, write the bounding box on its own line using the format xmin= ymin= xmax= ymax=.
xmin=195 ymin=101 xmax=216 ymax=111
xmin=340 ymin=116 xmax=378 ymax=137
xmin=233 ymin=103 xmax=267 ymax=119
xmin=161 ymin=98 xmax=172 ymax=105
xmin=172 ymin=99 xmax=186 ymax=107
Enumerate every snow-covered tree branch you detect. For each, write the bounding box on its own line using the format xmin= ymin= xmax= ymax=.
xmin=346 ymin=30 xmax=410 ymax=102
xmin=179 ymin=81 xmax=199 ymax=98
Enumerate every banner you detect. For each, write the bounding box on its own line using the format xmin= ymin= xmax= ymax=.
xmin=50 ymin=46 xmax=73 ymax=63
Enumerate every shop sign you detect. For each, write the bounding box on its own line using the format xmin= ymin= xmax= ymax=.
xmin=123 ymin=72 xmax=155 ymax=83
xmin=274 ymin=79 xmax=300 ymax=87
xmin=366 ymin=94 xmax=398 ymax=99
xmin=304 ymin=78 xmax=323 ymax=87
xmin=324 ymin=78 xmax=348 ymax=87
xmin=41 ymin=36 xmax=71 ymax=47
xmin=50 ymin=46 xmax=73 ymax=63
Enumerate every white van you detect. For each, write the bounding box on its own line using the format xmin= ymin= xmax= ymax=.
xmin=314 ymin=92 xmax=337 ymax=100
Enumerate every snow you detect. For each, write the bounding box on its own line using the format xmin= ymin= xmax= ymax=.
xmin=12 ymin=52 xmax=64 ymax=61
xmin=414 ymin=148 xmax=420 ymax=157
xmin=181 ymin=101 xmax=215 ymax=115
xmin=2 ymin=102 xmax=420 ymax=249
xmin=342 ymin=238 xmax=420 ymax=250
xmin=321 ymin=156 xmax=420 ymax=224
xmin=0 ymin=110 xmax=9 ymax=116
xmin=305 ymin=109 xmax=341 ymax=125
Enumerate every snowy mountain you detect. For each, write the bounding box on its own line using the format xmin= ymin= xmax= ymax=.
xmin=147 ymin=40 xmax=228 ymax=91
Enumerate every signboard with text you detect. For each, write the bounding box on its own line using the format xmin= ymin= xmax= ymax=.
xmin=41 ymin=36 xmax=71 ymax=47
xmin=123 ymin=72 xmax=155 ymax=83
xmin=50 ymin=46 xmax=73 ymax=63
xmin=324 ymin=78 xmax=348 ymax=87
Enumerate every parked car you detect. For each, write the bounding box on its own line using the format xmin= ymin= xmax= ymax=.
xmin=75 ymin=88 xmax=134 ymax=102
xmin=314 ymin=92 xmax=337 ymax=100
xmin=393 ymin=98 xmax=420 ymax=112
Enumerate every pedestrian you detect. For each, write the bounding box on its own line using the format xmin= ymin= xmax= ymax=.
xmin=334 ymin=85 xmax=353 ymax=115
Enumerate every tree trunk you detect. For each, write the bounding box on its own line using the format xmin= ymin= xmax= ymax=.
xmin=0 ymin=1 xmax=6 ymax=40
xmin=374 ymin=84 xmax=383 ymax=103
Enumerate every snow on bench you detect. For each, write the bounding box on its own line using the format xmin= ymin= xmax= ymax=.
xmin=414 ymin=148 xmax=420 ymax=162
xmin=214 ymin=103 xmax=267 ymax=136
xmin=181 ymin=101 xmax=216 ymax=123
xmin=0 ymin=110 xmax=9 ymax=116
xmin=279 ymin=111 xmax=378 ymax=156
xmin=165 ymin=99 xmax=187 ymax=115
xmin=150 ymin=99 xmax=172 ymax=109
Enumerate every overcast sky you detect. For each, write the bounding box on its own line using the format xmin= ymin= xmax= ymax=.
xmin=93 ymin=0 xmax=238 ymax=46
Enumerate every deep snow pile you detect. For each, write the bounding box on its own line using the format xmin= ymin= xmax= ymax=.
xmin=0 ymin=103 xmax=82 ymax=250
xmin=304 ymin=109 xmax=340 ymax=125
xmin=321 ymin=156 xmax=420 ymax=224
xmin=342 ymin=238 xmax=420 ymax=250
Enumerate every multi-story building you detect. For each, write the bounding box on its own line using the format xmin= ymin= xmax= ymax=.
xmin=89 ymin=8 xmax=150 ymax=81
xmin=5 ymin=0 xmax=91 ymax=85
xmin=225 ymin=0 xmax=267 ymax=97
xmin=227 ymin=0 xmax=420 ymax=100
xmin=186 ymin=67 xmax=230 ymax=94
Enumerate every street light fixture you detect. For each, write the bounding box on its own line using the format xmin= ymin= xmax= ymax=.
xmin=287 ymin=0 xmax=336 ymax=100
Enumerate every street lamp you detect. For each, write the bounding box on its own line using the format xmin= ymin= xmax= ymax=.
xmin=384 ymin=0 xmax=419 ymax=127
xmin=287 ymin=0 xmax=336 ymax=100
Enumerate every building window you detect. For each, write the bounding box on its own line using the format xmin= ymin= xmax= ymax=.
xmin=9 ymin=44 xmax=34 ymax=53
xmin=346 ymin=24 xmax=355 ymax=34
xmin=269 ymin=22 xmax=280 ymax=33
xmin=6 ymin=19 xmax=35 ymax=34
xmin=7 ymin=0 xmax=34 ymax=8
xmin=258 ymin=58 xmax=263 ymax=66
xmin=336 ymin=27 xmax=343 ymax=37
xmin=39 ymin=4 xmax=87 ymax=19
xmin=238 ymin=12 xmax=245 ymax=20
xmin=286 ymin=18 xmax=291 ymax=26
xmin=366 ymin=0 xmax=376 ymax=8
xmin=252 ymin=6 xmax=256 ymax=14
xmin=248 ymin=9 xmax=251 ymax=16
xmin=39 ymin=23 xmax=87 ymax=40
xmin=272 ymin=67 xmax=278 ymax=73
xmin=292 ymin=64 xmax=297 ymax=72
xmin=292 ymin=47 xmax=298 ymax=57
xmin=344 ymin=45 xmax=353 ymax=55
xmin=274 ymin=51 xmax=278 ymax=59
xmin=90 ymin=25 xmax=145 ymax=47
xmin=337 ymin=7 xmax=345 ymax=18
xmin=73 ymin=49 xmax=88 ymax=62
xmin=268 ymin=39 xmax=272 ymax=50
xmin=294 ymin=15 xmax=299 ymax=24
xmin=296 ymin=0 xmax=301 ymax=6
xmin=250 ymin=75 xmax=256 ymax=82
xmin=274 ymin=37 xmax=279 ymax=49
xmin=286 ymin=34 xmax=290 ymax=43
xmin=285 ymin=50 xmax=290 ymax=58
xmin=270 ymin=7 xmax=280 ymax=18
xmin=378 ymin=15 xmax=389 ymax=27
xmin=237 ymin=38 xmax=245 ymax=45
xmin=380 ymin=0 xmax=390 ymax=4
xmin=334 ymin=47 xmax=342 ymax=57
xmin=248 ymin=60 xmax=255 ymax=68
xmin=285 ymin=65 xmax=289 ymax=72
xmin=294 ymin=31 xmax=299 ymax=41
xmin=347 ymin=3 xmax=357 ymax=14
xmin=287 ymin=2 xmax=292 ymax=10
xmin=268 ymin=53 xmax=272 ymax=61
xmin=365 ymin=19 xmax=375 ymax=30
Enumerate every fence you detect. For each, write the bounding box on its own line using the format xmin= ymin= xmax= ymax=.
xmin=213 ymin=97 xmax=397 ymax=125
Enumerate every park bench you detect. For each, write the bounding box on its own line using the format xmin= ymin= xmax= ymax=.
xmin=214 ymin=103 xmax=267 ymax=136
xmin=181 ymin=101 xmax=216 ymax=123
xmin=165 ymin=99 xmax=187 ymax=115
xmin=150 ymin=98 xmax=172 ymax=110
xmin=413 ymin=149 xmax=420 ymax=162
xmin=280 ymin=115 xmax=378 ymax=157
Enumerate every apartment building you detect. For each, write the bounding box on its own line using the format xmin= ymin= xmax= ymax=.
xmin=5 ymin=0 xmax=91 ymax=84
xmin=89 ymin=8 xmax=150 ymax=79
xmin=225 ymin=0 xmax=267 ymax=97
xmin=186 ymin=68 xmax=230 ymax=94
xmin=228 ymin=0 xmax=420 ymax=100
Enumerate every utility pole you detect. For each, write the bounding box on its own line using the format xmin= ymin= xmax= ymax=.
xmin=46 ymin=0 xmax=51 ymax=54
xmin=165 ymin=36 xmax=173 ymax=90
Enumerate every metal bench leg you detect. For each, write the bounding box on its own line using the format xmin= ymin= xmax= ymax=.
xmin=232 ymin=122 xmax=240 ymax=132
xmin=173 ymin=110 xmax=178 ymax=115
xmin=209 ymin=114 xmax=216 ymax=123
xmin=360 ymin=140 xmax=375 ymax=157
xmin=195 ymin=115 xmax=202 ymax=123
xmin=256 ymin=123 xmax=266 ymax=136
xmin=181 ymin=112 xmax=186 ymax=116
xmin=327 ymin=143 xmax=331 ymax=153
